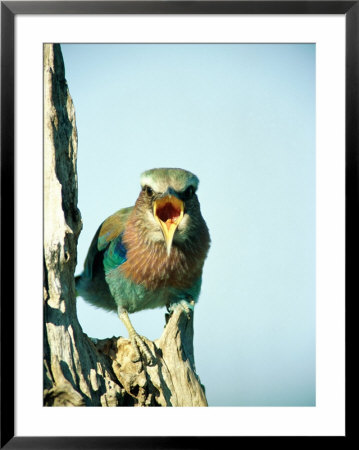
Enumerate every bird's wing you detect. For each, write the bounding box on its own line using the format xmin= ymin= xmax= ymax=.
xmin=82 ymin=206 xmax=133 ymax=280
xmin=97 ymin=206 xmax=133 ymax=251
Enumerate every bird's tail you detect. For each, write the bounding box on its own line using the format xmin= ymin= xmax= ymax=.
xmin=74 ymin=274 xmax=81 ymax=297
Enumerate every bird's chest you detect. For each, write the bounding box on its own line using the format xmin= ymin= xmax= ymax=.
xmin=120 ymin=242 xmax=199 ymax=291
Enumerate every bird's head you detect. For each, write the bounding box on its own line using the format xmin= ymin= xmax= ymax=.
xmin=136 ymin=168 xmax=204 ymax=256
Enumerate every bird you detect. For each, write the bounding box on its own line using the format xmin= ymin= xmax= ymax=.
xmin=75 ymin=168 xmax=210 ymax=364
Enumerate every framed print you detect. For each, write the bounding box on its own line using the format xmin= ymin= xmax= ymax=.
xmin=1 ymin=1 xmax=356 ymax=447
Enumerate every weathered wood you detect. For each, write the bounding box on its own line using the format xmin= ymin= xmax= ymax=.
xmin=43 ymin=43 xmax=207 ymax=407
xmin=95 ymin=306 xmax=207 ymax=406
xmin=43 ymin=43 xmax=125 ymax=407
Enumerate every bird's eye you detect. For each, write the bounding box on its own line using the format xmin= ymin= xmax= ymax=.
xmin=182 ymin=186 xmax=195 ymax=200
xmin=144 ymin=186 xmax=154 ymax=197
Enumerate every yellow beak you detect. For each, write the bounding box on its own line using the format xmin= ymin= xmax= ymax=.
xmin=153 ymin=195 xmax=184 ymax=256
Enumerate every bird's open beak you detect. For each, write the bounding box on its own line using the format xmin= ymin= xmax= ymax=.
xmin=153 ymin=195 xmax=184 ymax=256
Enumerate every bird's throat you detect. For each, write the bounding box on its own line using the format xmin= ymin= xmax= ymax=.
xmin=153 ymin=195 xmax=184 ymax=256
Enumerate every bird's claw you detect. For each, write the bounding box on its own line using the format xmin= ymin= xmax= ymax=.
xmin=130 ymin=333 xmax=155 ymax=366
xmin=118 ymin=308 xmax=155 ymax=366
xmin=168 ymin=298 xmax=195 ymax=319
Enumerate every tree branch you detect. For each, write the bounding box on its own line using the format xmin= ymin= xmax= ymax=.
xmin=43 ymin=43 xmax=207 ymax=407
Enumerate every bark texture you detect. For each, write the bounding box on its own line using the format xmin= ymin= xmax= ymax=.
xmin=43 ymin=43 xmax=207 ymax=407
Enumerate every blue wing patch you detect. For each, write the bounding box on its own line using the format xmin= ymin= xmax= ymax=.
xmin=103 ymin=232 xmax=127 ymax=273
xmin=114 ymin=234 xmax=127 ymax=260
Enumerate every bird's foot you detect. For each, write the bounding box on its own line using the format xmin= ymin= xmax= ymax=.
xmin=118 ymin=308 xmax=155 ymax=366
xmin=168 ymin=298 xmax=195 ymax=319
xmin=129 ymin=332 xmax=155 ymax=366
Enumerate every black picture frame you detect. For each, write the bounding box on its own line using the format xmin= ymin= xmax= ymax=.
xmin=1 ymin=1 xmax=356 ymax=447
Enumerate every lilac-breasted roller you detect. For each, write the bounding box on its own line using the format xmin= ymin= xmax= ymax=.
xmin=75 ymin=168 xmax=210 ymax=363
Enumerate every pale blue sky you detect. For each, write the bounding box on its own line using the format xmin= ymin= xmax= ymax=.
xmin=61 ymin=43 xmax=316 ymax=407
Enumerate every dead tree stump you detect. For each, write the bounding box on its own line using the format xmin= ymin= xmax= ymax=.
xmin=43 ymin=43 xmax=208 ymax=407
